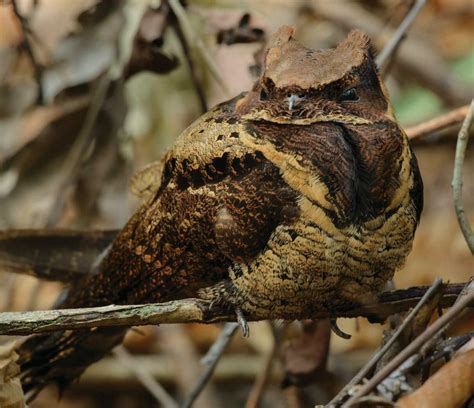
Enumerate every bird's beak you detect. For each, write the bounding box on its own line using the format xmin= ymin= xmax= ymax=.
xmin=287 ymin=94 xmax=305 ymax=110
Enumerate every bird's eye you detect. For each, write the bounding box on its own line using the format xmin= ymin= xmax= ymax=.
xmin=260 ymin=88 xmax=269 ymax=101
xmin=340 ymin=87 xmax=359 ymax=102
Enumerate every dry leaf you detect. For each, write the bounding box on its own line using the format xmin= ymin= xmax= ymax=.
xmin=18 ymin=0 xmax=100 ymax=55
xmin=397 ymin=348 xmax=474 ymax=408
xmin=282 ymin=319 xmax=331 ymax=386
xmin=0 ymin=229 xmax=117 ymax=281
xmin=0 ymin=341 xmax=26 ymax=408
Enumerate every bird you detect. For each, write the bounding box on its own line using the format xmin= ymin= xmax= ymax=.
xmin=17 ymin=25 xmax=423 ymax=399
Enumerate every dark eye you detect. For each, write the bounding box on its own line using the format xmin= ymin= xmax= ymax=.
xmin=340 ymin=87 xmax=359 ymax=102
xmin=260 ymin=88 xmax=269 ymax=101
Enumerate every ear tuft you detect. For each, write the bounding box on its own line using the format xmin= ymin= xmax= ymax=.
xmin=342 ymin=30 xmax=377 ymax=61
xmin=267 ymin=25 xmax=295 ymax=48
xmin=264 ymin=25 xmax=296 ymax=66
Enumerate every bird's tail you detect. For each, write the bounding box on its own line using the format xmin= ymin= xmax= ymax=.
xmin=18 ymin=326 xmax=126 ymax=400
xmin=3 ymin=229 xmax=125 ymax=399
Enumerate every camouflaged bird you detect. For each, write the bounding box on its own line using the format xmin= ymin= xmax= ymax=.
xmin=19 ymin=26 xmax=423 ymax=396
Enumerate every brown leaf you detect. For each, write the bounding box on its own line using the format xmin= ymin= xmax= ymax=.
xmin=282 ymin=319 xmax=331 ymax=386
xmin=0 ymin=229 xmax=117 ymax=281
xmin=0 ymin=341 xmax=26 ymax=408
xmin=40 ymin=2 xmax=124 ymax=102
xmin=125 ymin=8 xmax=179 ymax=77
xmin=217 ymin=13 xmax=265 ymax=45
xmin=397 ymin=347 xmax=474 ymax=408
xmin=377 ymin=283 xmax=444 ymax=371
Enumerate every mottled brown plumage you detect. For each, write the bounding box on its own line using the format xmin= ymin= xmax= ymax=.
xmin=18 ymin=26 xmax=423 ymax=397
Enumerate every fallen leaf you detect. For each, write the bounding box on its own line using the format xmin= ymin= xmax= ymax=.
xmin=0 ymin=341 xmax=26 ymax=408
xmin=217 ymin=13 xmax=265 ymax=45
xmin=282 ymin=319 xmax=331 ymax=386
xmin=397 ymin=347 xmax=474 ymax=408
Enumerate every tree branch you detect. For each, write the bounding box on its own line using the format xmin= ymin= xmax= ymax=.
xmin=0 ymin=283 xmax=469 ymax=336
xmin=341 ymin=285 xmax=474 ymax=407
xmin=375 ymin=0 xmax=426 ymax=73
xmin=406 ymin=104 xmax=470 ymax=142
xmin=113 ymin=345 xmax=178 ymax=408
xmin=11 ymin=0 xmax=44 ymax=104
xmin=182 ymin=322 xmax=239 ymax=408
xmin=309 ymin=0 xmax=472 ymax=105
xmin=452 ymin=100 xmax=474 ymax=254
xmin=327 ymin=278 xmax=444 ymax=407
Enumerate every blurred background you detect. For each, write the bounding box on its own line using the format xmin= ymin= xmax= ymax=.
xmin=0 ymin=0 xmax=472 ymax=407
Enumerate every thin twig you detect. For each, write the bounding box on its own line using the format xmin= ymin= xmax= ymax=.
xmin=0 ymin=274 xmax=16 ymax=311
xmin=46 ymin=74 xmax=111 ymax=226
xmin=309 ymin=0 xmax=471 ymax=105
xmin=11 ymin=0 xmax=44 ymax=104
xmin=245 ymin=322 xmax=281 ymax=408
xmin=406 ymin=104 xmax=470 ymax=141
xmin=113 ymin=345 xmax=179 ymax=408
xmin=342 ymin=290 xmax=474 ymax=407
xmin=172 ymin=14 xmax=208 ymax=113
xmin=326 ymin=278 xmax=444 ymax=407
xmin=245 ymin=350 xmax=276 ymax=408
xmin=375 ymin=0 xmax=426 ymax=70
xmin=452 ymin=100 xmax=474 ymax=254
xmin=182 ymin=322 xmax=239 ymax=408
xmin=76 ymin=353 xmax=275 ymax=386
xmin=162 ymin=324 xmax=220 ymax=408
xmin=46 ymin=1 xmax=148 ymax=225
xmin=377 ymin=281 xmax=474 ymax=398
xmin=168 ymin=0 xmax=231 ymax=96
xmin=0 ymin=284 xmax=470 ymax=336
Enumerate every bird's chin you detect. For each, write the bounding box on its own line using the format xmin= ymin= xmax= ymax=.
xmin=242 ymin=109 xmax=372 ymax=126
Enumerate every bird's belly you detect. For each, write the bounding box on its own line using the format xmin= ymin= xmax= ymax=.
xmin=236 ymin=197 xmax=416 ymax=319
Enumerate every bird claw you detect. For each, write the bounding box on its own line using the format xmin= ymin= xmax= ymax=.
xmin=235 ymin=307 xmax=249 ymax=337
xmin=331 ymin=318 xmax=351 ymax=339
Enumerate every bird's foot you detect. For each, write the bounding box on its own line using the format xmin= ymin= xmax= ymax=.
xmin=330 ymin=318 xmax=351 ymax=339
xmin=198 ymin=280 xmax=249 ymax=336
xmin=235 ymin=306 xmax=249 ymax=337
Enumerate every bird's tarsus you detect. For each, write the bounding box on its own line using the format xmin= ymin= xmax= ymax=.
xmin=235 ymin=307 xmax=249 ymax=337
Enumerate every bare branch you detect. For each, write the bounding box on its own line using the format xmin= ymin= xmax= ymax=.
xmin=406 ymin=104 xmax=470 ymax=142
xmin=375 ymin=0 xmax=426 ymax=71
xmin=327 ymin=278 xmax=444 ymax=407
xmin=341 ymin=288 xmax=474 ymax=407
xmin=46 ymin=74 xmax=112 ymax=226
xmin=113 ymin=345 xmax=179 ymax=408
xmin=309 ymin=0 xmax=472 ymax=105
xmin=182 ymin=323 xmax=239 ymax=408
xmin=245 ymin=322 xmax=281 ymax=408
xmin=0 ymin=283 xmax=469 ymax=336
xmin=171 ymin=9 xmax=208 ymax=113
xmin=77 ymin=353 xmax=274 ymax=387
xmin=167 ymin=0 xmax=230 ymax=96
xmin=0 ymin=229 xmax=117 ymax=282
xmin=11 ymin=0 xmax=44 ymax=104
xmin=452 ymin=100 xmax=474 ymax=254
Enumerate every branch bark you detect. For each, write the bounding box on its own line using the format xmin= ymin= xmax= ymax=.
xmin=406 ymin=104 xmax=470 ymax=142
xmin=327 ymin=278 xmax=444 ymax=407
xmin=375 ymin=0 xmax=426 ymax=72
xmin=341 ymin=287 xmax=474 ymax=407
xmin=0 ymin=283 xmax=469 ymax=336
xmin=452 ymin=100 xmax=474 ymax=254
